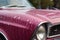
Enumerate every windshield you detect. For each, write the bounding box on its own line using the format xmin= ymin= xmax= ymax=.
xmin=0 ymin=0 xmax=34 ymax=8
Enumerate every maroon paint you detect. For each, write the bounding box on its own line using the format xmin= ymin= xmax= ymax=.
xmin=0 ymin=8 xmax=60 ymax=40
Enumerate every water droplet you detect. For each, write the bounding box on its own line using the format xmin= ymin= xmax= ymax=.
xmin=27 ymin=19 xmax=29 ymax=22
xmin=14 ymin=16 xmax=17 ymax=18
xmin=17 ymin=17 xmax=21 ymax=19
xmin=29 ymin=22 xmax=31 ymax=24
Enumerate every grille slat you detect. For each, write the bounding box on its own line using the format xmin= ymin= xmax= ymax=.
xmin=49 ymin=24 xmax=60 ymax=36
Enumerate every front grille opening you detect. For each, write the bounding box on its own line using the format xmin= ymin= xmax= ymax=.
xmin=49 ymin=24 xmax=60 ymax=36
xmin=0 ymin=33 xmax=6 ymax=40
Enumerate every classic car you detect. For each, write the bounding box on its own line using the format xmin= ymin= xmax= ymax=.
xmin=0 ymin=0 xmax=60 ymax=40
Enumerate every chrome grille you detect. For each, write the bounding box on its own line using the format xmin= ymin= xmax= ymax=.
xmin=49 ymin=24 xmax=60 ymax=37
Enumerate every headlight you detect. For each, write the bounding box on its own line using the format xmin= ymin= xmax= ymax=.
xmin=32 ymin=26 xmax=46 ymax=40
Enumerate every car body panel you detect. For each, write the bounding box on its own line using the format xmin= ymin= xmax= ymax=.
xmin=0 ymin=8 xmax=47 ymax=40
xmin=28 ymin=9 xmax=60 ymax=24
xmin=0 ymin=8 xmax=60 ymax=40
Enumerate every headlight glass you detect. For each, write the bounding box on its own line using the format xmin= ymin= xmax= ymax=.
xmin=32 ymin=26 xmax=46 ymax=40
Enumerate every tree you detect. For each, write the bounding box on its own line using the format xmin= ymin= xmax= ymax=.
xmin=56 ymin=0 xmax=60 ymax=9
xmin=29 ymin=0 xmax=54 ymax=9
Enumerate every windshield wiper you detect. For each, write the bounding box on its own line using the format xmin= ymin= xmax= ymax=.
xmin=7 ymin=5 xmax=26 ymax=7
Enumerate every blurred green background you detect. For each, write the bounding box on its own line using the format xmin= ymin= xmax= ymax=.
xmin=29 ymin=0 xmax=60 ymax=9
xmin=0 ymin=0 xmax=60 ymax=9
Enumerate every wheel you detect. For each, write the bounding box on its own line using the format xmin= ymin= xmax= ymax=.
xmin=0 ymin=33 xmax=6 ymax=40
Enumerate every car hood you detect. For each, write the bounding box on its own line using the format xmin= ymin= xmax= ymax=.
xmin=28 ymin=9 xmax=60 ymax=24
xmin=0 ymin=8 xmax=60 ymax=30
xmin=0 ymin=8 xmax=46 ymax=31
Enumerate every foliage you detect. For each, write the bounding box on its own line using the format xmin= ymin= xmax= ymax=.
xmin=29 ymin=0 xmax=54 ymax=9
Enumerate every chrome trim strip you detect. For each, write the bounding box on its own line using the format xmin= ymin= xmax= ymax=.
xmin=47 ymin=23 xmax=52 ymax=37
xmin=47 ymin=34 xmax=60 ymax=38
xmin=38 ymin=21 xmax=48 ymax=27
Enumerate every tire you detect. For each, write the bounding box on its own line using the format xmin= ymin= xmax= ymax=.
xmin=0 ymin=33 xmax=6 ymax=40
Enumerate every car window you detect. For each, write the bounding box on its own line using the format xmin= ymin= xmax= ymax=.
xmin=0 ymin=0 xmax=9 ymax=7
xmin=0 ymin=0 xmax=34 ymax=9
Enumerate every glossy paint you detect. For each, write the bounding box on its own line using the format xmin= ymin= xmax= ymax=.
xmin=28 ymin=9 xmax=60 ymax=24
xmin=0 ymin=8 xmax=60 ymax=40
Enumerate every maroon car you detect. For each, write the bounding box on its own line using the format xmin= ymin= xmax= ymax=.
xmin=0 ymin=0 xmax=60 ymax=40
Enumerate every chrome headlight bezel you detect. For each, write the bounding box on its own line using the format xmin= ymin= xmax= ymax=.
xmin=31 ymin=22 xmax=49 ymax=40
xmin=36 ymin=26 xmax=46 ymax=40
